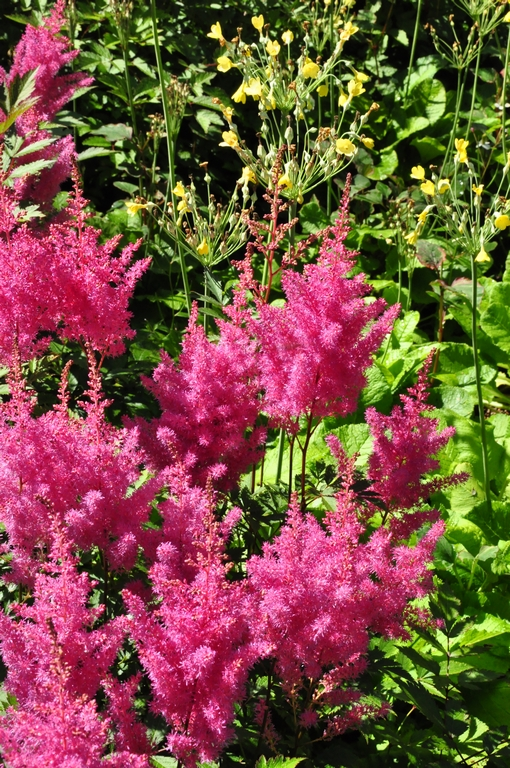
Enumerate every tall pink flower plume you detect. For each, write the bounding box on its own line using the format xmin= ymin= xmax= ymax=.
xmin=125 ymin=478 xmax=260 ymax=768
xmin=0 ymin=518 xmax=148 ymax=766
xmin=137 ymin=304 xmax=264 ymax=489
xmin=0 ymin=0 xmax=92 ymax=203
xmin=251 ymin=194 xmax=399 ymax=431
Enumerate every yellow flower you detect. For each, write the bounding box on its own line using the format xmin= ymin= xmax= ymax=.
xmin=232 ymin=82 xmax=247 ymax=104
xmin=353 ymin=69 xmax=369 ymax=83
xmin=173 ymin=181 xmax=186 ymax=197
xmin=207 ymin=22 xmax=224 ymax=42
xmin=177 ymin=199 xmax=190 ymax=213
xmin=504 ymin=10 xmax=510 ymax=21
xmin=317 ymin=83 xmax=329 ymax=97
xmin=217 ymin=56 xmax=234 ymax=73
xmin=411 ymin=165 xmax=426 ymax=181
xmin=297 ymin=191 xmax=304 ymax=204
xmin=472 ymin=184 xmax=484 ymax=196
xmin=219 ymin=130 xmax=239 ymax=148
xmin=437 ymin=178 xmax=450 ymax=194
xmin=347 ymin=79 xmax=365 ymax=97
xmin=336 ymin=138 xmax=356 ymax=156
xmin=252 ymin=14 xmax=264 ymax=32
xmin=475 ymin=245 xmax=490 ymax=263
xmin=340 ymin=21 xmax=359 ymax=41
xmin=278 ymin=172 xmax=293 ymax=189
xmin=361 ymin=136 xmax=374 ymax=149
xmin=454 ymin=137 xmax=469 ymax=164
xmin=495 ymin=214 xmax=510 ymax=230
xmin=417 ymin=205 xmax=434 ymax=224
xmin=197 ymin=238 xmax=209 ymax=256
xmin=282 ymin=30 xmax=294 ymax=44
xmin=266 ymin=40 xmax=281 ymax=57
xmin=420 ymin=179 xmax=435 ymax=196
xmin=302 ymin=57 xmax=320 ymax=79
xmin=125 ymin=201 xmax=148 ymax=215
xmin=338 ymin=90 xmax=348 ymax=107
xmin=245 ymin=77 xmax=263 ymax=100
xmin=221 ymin=105 xmax=234 ymax=123
xmin=405 ymin=231 xmax=419 ymax=245
xmin=240 ymin=166 xmax=257 ymax=184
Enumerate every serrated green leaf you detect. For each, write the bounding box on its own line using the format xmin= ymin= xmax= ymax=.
xmin=151 ymin=758 xmax=178 ymax=768
xmin=8 ymin=157 xmax=56 ymax=178
xmin=15 ymin=137 xmax=56 ymax=157
xmin=464 ymin=680 xmax=510 ymax=727
xmin=194 ymin=108 xmax=224 ymax=134
xmin=77 ymin=147 xmax=112 ymax=161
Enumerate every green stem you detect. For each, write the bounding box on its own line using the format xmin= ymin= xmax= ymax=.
xmin=404 ymin=0 xmax=422 ymax=104
xmin=203 ymin=267 xmax=209 ymax=334
xmin=471 ymin=253 xmax=492 ymax=514
xmin=120 ymin=44 xmax=142 ymax=197
xmin=502 ymin=27 xmax=510 ymax=161
xmin=275 ymin=429 xmax=286 ymax=485
xmin=150 ymin=0 xmax=191 ymax=315
xmin=442 ymin=68 xmax=467 ymax=174
xmin=465 ymin=37 xmax=482 ymax=141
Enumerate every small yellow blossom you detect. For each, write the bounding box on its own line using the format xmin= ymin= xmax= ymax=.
xmin=297 ymin=191 xmax=304 ymax=204
xmin=353 ymin=69 xmax=370 ymax=83
xmin=302 ymin=57 xmax=320 ymax=79
xmin=125 ymin=201 xmax=148 ymax=215
xmin=177 ymin=199 xmax=190 ymax=213
xmin=495 ymin=214 xmax=510 ymax=230
xmin=405 ymin=231 xmax=419 ymax=245
xmin=437 ymin=179 xmax=450 ymax=194
xmin=504 ymin=10 xmax=510 ymax=21
xmin=417 ymin=211 xmax=427 ymax=224
xmin=282 ymin=30 xmax=294 ymax=44
xmin=252 ymin=14 xmax=264 ymax=32
xmin=421 ymin=179 xmax=435 ymax=196
xmin=278 ymin=173 xmax=293 ymax=189
xmin=411 ymin=165 xmax=426 ymax=181
xmin=336 ymin=138 xmax=356 ymax=156
xmin=347 ymin=79 xmax=365 ymax=97
xmin=207 ymin=22 xmax=224 ymax=42
xmin=220 ymin=130 xmax=239 ymax=148
xmin=221 ymin=105 xmax=234 ymax=123
xmin=361 ymin=136 xmax=374 ymax=149
xmin=197 ymin=238 xmax=209 ymax=256
xmin=240 ymin=166 xmax=257 ymax=184
xmin=340 ymin=21 xmax=359 ymax=41
xmin=232 ymin=82 xmax=247 ymax=104
xmin=454 ymin=137 xmax=469 ymax=164
xmin=338 ymin=90 xmax=349 ymax=107
xmin=173 ymin=181 xmax=186 ymax=198
xmin=317 ymin=83 xmax=329 ymax=97
xmin=475 ymin=245 xmax=490 ymax=263
xmin=266 ymin=40 xmax=281 ymax=57
xmin=245 ymin=77 xmax=263 ymax=100
xmin=217 ymin=56 xmax=234 ymax=73
xmin=472 ymin=184 xmax=484 ymax=196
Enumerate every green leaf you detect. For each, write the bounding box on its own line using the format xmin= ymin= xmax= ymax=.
xmin=15 ymin=137 xmax=56 ymax=157
xmin=451 ymin=614 xmax=510 ymax=650
xmin=256 ymin=757 xmax=305 ymax=768
xmin=480 ymin=281 xmax=510 ymax=355
xmin=89 ymin=123 xmax=133 ymax=142
xmin=113 ymin=181 xmax=139 ymax=194
xmin=366 ymin=149 xmax=398 ymax=180
xmin=299 ymin=201 xmax=329 ymax=233
xmin=464 ymin=680 xmax=510 ymax=727
xmin=151 ymin=758 xmax=178 ymax=768
xmin=409 ymin=78 xmax=446 ymax=124
xmin=77 ymin=147 xmax=112 ymax=161
xmin=8 ymin=157 xmax=56 ymax=178
xmin=411 ymin=136 xmax=447 ymax=162
xmin=194 ymin=108 xmax=224 ymax=134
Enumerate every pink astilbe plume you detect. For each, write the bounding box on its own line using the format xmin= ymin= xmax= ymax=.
xmin=125 ymin=478 xmax=260 ymax=768
xmin=365 ymin=352 xmax=466 ymax=537
xmin=0 ymin=517 xmax=149 ymax=767
xmin=0 ymin=0 xmax=92 ymax=203
xmin=251 ymin=187 xmax=399 ymax=431
xmin=138 ymin=303 xmax=264 ymax=489
xmin=0 ymin=172 xmax=149 ymax=363
xmin=0 ymin=359 xmax=158 ymax=581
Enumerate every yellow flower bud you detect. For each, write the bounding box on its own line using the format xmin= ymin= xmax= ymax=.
xmin=475 ymin=245 xmax=490 ymax=263
xmin=316 ymin=84 xmax=329 ymax=97
xmin=232 ymin=82 xmax=247 ymax=104
xmin=338 ymin=90 xmax=348 ymax=107
xmin=405 ymin=231 xmax=419 ymax=245
xmin=177 ymin=199 xmax=190 ymax=213
xmin=278 ymin=173 xmax=293 ymax=189
xmin=361 ymin=137 xmax=374 ymax=149
xmin=266 ymin=40 xmax=281 ymax=57
xmin=347 ymin=79 xmax=365 ymax=97
xmin=282 ymin=30 xmax=294 ymax=45
xmin=504 ymin=10 xmax=510 ymax=21
xmin=302 ymin=57 xmax=320 ymax=78
xmin=353 ymin=69 xmax=370 ymax=83
xmin=472 ymin=184 xmax=484 ymax=196
xmin=411 ymin=165 xmax=426 ymax=181
xmin=240 ymin=166 xmax=257 ymax=184
xmin=245 ymin=77 xmax=263 ymax=100
xmin=437 ymin=179 xmax=450 ymax=194
xmin=336 ymin=138 xmax=356 ymax=156
xmin=125 ymin=201 xmax=148 ymax=215
xmin=454 ymin=137 xmax=469 ymax=164
xmin=173 ymin=181 xmax=186 ymax=198
xmin=339 ymin=21 xmax=359 ymax=41
xmin=252 ymin=14 xmax=264 ymax=32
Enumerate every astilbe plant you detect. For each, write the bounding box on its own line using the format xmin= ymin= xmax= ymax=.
xmin=0 ymin=516 xmax=149 ymax=767
xmin=0 ymin=0 xmax=92 ymax=203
